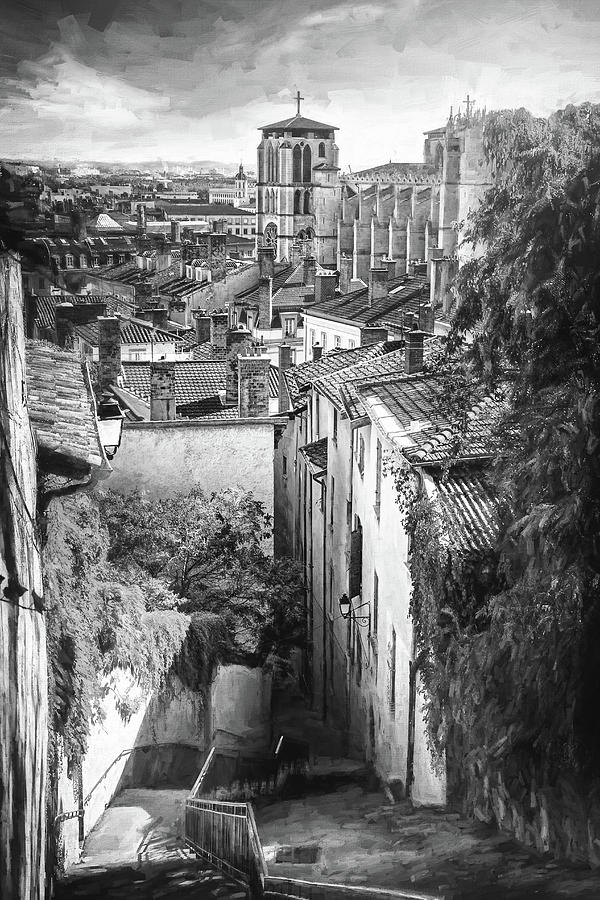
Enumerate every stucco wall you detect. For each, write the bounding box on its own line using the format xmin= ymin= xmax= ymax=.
xmin=108 ymin=420 xmax=280 ymax=537
xmin=209 ymin=664 xmax=273 ymax=751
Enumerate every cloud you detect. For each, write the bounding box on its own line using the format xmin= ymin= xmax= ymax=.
xmin=0 ymin=0 xmax=600 ymax=166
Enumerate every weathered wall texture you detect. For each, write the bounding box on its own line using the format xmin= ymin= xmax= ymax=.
xmin=208 ymin=664 xmax=273 ymax=751
xmin=0 ymin=253 xmax=48 ymax=900
xmin=108 ymin=420 xmax=277 ymax=533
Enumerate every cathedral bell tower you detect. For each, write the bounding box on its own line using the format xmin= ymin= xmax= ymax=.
xmin=257 ymin=92 xmax=341 ymax=265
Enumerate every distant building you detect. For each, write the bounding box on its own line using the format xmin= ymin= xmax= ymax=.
xmin=156 ymin=201 xmax=256 ymax=238
xmin=208 ymin=163 xmax=255 ymax=205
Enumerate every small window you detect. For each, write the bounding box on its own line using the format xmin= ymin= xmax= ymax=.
xmin=318 ymin=142 xmax=326 ymax=158
xmin=358 ymin=434 xmax=365 ymax=475
xmin=282 ymin=454 xmax=288 ymax=478
xmin=334 ymin=335 xmax=341 ymax=348
xmin=348 ymin=339 xmax=356 ymax=349
xmin=332 ymin=408 xmax=338 ymax=444
xmin=310 ymin=329 xmax=316 ymax=346
xmin=320 ymin=331 xmax=327 ymax=350
xmin=284 ymin=317 xmax=296 ymax=337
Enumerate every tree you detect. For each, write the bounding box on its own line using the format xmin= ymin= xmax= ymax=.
xmin=98 ymin=487 xmax=306 ymax=670
xmin=441 ymin=103 xmax=600 ymax=776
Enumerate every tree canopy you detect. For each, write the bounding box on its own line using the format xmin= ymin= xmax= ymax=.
xmin=405 ymin=103 xmax=600 ymax=785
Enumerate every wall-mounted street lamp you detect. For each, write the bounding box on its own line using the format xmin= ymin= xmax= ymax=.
xmin=97 ymin=394 xmax=124 ymax=460
xmin=338 ymin=593 xmax=370 ymax=627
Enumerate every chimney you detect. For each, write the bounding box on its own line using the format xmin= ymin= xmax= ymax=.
xmin=258 ymin=246 xmax=275 ymax=279
xmin=226 ymin=328 xmax=253 ymax=403
xmin=136 ymin=203 xmax=147 ymax=236
xmin=312 ymin=342 xmax=323 ymax=362
xmin=419 ymin=302 xmax=435 ymax=335
xmin=238 ymin=348 xmax=271 ymax=418
xmin=303 ymin=255 xmax=316 ymax=286
xmin=210 ymin=312 xmax=228 ymax=350
xmin=339 ymin=255 xmax=352 ymax=295
xmin=150 ymin=360 xmax=177 ymax=420
xmin=195 ymin=313 xmax=211 ymax=344
xmin=258 ymin=276 xmax=272 ymax=328
xmin=212 ymin=218 xmax=226 ymax=234
xmin=97 ymin=316 xmax=122 ymax=392
xmin=171 ymin=219 xmax=181 ymax=242
xmin=314 ymin=271 xmax=337 ymax=306
xmin=368 ymin=267 xmax=388 ymax=305
xmin=382 ymin=257 xmax=397 ymax=279
xmin=278 ymin=342 xmax=293 ymax=413
xmin=54 ymin=302 xmax=75 ymax=348
xmin=360 ymin=325 xmax=388 ymax=346
xmin=405 ymin=329 xmax=426 ymax=376
xmin=144 ymin=307 xmax=168 ymax=330
xmin=71 ymin=210 xmax=87 ymax=241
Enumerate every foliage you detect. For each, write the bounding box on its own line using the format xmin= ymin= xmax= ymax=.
xmin=401 ymin=102 xmax=600 ymax=788
xmin=43 ymin=492 xmax=190 ymax=761
xmin=98 ymin=487 xmax=306 ymax=669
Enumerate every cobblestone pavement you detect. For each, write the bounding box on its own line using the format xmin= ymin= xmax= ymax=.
xmin=255 ymin=783 xmax=600 ymax=899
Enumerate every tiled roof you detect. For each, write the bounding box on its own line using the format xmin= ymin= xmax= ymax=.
xmin=192 ymin=341 xmax=228 ymax=362
xmin=284 ymin=342 xmax=389 ymax=409
xmin=299 ymin=437 xmax=328 ymax=474
xmin=235 ymin=263 xmax=297 ymax=304
xmin=259 ymin=114 xmax=337 ymax=132
xmin=356 ymin=374 xmax=505 ymax=466
xmin=433 ymin=468 xmax=501 ymax=556
xmin=159 ymin=202 xmax=251 ymax=216
xmin=74 ymin=318 xmax=183 ymax=346
xmin=313 ymin=347 xmax=405 ymax=416
xmin=34 ymin=293 xmax=109 ymax=330
xmin=121 ymin=361 xmax=226 ymax=415
xmin=306 ymin=274 xmax=429 ymax=328
xmin=25 ymin=340 xmax=105 ymax=471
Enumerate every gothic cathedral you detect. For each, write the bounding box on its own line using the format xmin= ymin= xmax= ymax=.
xmin=256 ymin=93 xmax=341 ymax=265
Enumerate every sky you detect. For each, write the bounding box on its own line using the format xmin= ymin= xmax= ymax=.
xmin=1 ymin=0 xmax=600 ymax=171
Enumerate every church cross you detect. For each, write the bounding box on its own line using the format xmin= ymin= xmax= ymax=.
xmin=295 ymin=90 xmax=304 ymax=116
xmin=463 ymin=94 xmax=475 ymax=118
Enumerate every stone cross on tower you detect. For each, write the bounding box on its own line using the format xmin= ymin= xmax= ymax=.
xmin=295 ymin=90 xmax=304 ymax=116
xmin=463 ymin=94 xmax=475 ymax=119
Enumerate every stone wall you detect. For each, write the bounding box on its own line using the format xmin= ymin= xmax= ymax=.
xmin=0 ymin=252 xmax=48 ymax=900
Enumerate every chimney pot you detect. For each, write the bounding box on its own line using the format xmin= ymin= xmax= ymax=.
xmin=258 ymin=246 xmax=275 ymax=279
xmin=238 ymin=352 xmax=271 ymax=418
xmin=258 ymin=276 xmax=272 ymax=328
xmin=195 ymin=313 xmax=211 ymax=344
xmin=360 ymin=325 xmax=388 ymax=346
xmin=312 ymin=342 xmax=323 ymax=362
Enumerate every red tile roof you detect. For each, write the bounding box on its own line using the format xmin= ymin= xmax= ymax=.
xmin=120 ymin=360 xmax=228 ymax=419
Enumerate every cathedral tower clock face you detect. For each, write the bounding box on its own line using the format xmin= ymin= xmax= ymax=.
xmin=264 ymin=222 xmax=278 ymax=252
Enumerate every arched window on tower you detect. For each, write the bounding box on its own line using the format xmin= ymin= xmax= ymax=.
xmin=318 ymin=142 xmax=326 ymax=158
xmin=271 ymin=189 xmax=276 ymax=214
xmin=266 ymin=144 xmax=273 ymax=182
xmin=303 ymin=144 xmax=312 ymax=183
xmin=275 ymin=144 xmax=279 ymax=182
xmin=303 ymin=190 xmax=311 ymax=214
xmin=293 ymin=145 xmax=302 ymax=183
xmin=435 ymin=143 xmax=444 ymax=172
xmin=294 ymin=189 xmax=301 ymax=214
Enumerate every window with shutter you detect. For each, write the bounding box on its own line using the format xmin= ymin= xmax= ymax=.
xmin=349 ymin=525 xmax=362 ymax=598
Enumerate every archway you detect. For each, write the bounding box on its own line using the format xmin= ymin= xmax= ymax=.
xmin=293 ymin=145 xmax=302 ymax=182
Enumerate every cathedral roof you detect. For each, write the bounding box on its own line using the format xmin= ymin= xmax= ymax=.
xmin=259 ymin=114 xmax=337 ymax=132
